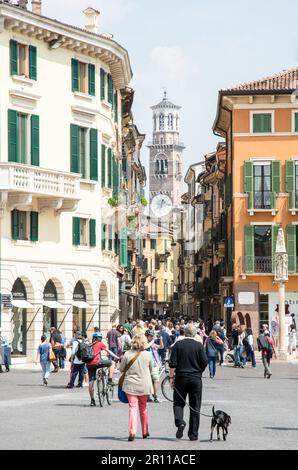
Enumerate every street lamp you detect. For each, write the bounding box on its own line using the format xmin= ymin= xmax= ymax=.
xmin=274 ymin=227 xmax=288 ymax=360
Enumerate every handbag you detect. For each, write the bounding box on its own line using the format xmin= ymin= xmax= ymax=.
xmin=118 ymin=352 xmax=141 ymax=404
xmin=49 ymin=347 xmax=56 ymax=362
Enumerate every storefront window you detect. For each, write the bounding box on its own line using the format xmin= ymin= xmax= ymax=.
xmin=259 ymin=294 xmax=269 ymax=333
xmin=73 ymin=281 xmax=87 ymax=333
xmin=11 ymin=278 xmax=27 ymax=356
xmin=43 ymin=280 xmax=58 ymax=339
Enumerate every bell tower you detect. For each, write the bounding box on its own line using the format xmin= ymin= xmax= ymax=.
xmin=148 ymin=92 xmax=184 ymax=209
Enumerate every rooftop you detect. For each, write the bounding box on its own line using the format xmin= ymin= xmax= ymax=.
xmin=151 ymin=91 xmax=181 ymax=110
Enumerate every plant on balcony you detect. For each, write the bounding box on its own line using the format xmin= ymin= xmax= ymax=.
xmin=140 ymin=196 xmax=148 ymax=207
xmin=127 ymin=214 xmax=137 ymax=223
xmin=108 ymin=196 xmax=119 ymax=207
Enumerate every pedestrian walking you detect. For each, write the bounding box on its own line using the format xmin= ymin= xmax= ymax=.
xmin=0 ymin=330 xmax=11 ymax=373
xmin=119 ymin=334 xmax=153 ymax=441
xmin=120 ymin=328 xmax=132 ymax=355
xmin=66 ymin=331 xmax=85 ymax=388
xmin=58 ymin=330 xmax=67 ymax=370
xmin=231 ymin=324 xmax=243 ymax=368
xmin=35 ymin=335 xmax=51 ymax=385
xmin=107 ymin=325 xmax=121 ymax=360
xmin=288 ymin=324 xmax=296 ymax=355
xmin=169 ymin=324 xmax=208 ymax=441
xmin=145 ymin=329 xmax=164 ymax=403
xmin=50 ymin=327 xmax=63 ymax=373
xmin=205 ymin=330 xmax=223 ymax=378
xmin=243 ymin=328 xmax=256 ymax=367
xmin=158 ymin=325 xmax=173 ymax=364
xmin=257 ymin=331 xmax=273 ymax=378
xmin=239 ymin=325 xmax=247 ymax=366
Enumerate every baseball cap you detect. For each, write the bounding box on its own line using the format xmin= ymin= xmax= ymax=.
xmin=145 ymin=329 xmax=155 ymax=337
xmin=92 ymin=332 xmax=103 ymax=339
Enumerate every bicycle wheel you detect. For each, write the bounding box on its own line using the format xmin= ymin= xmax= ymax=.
xmin=161 ymin=375 xmax=173 ymax=402
xmin=106 ymin=383 xmax=114 ymax=405
xmin=97 ymin=375 xmax=105 ymax=407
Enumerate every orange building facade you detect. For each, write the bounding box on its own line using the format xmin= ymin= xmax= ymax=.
xmin=213 ymin=68 xmax=298 ymax=336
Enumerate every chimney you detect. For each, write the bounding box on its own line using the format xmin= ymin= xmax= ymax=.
xmin=83 ymin=7 xmax=100 ymax=34
xmin=18 ymin=0 xmax=28 ymax=8
xmin=31 ymin=0 xmax=42 ymax=15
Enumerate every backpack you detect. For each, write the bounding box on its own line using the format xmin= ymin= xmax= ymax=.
xmin=76 ymin=340 xmax=95 ymax=363
xmin=242 ymin=336 xmax=250 ymax=348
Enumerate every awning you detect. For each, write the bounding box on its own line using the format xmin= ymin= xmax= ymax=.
xmin=73 ymin=301 xmax=92 ymax=309
xmin=12 ymin=300 xmax=34 ymax=309
xmin=43 ymin=301 xmax=65 ymax=309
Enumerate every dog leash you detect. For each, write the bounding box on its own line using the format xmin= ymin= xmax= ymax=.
xmin=172 ymin=385 xmax=213 ymax=418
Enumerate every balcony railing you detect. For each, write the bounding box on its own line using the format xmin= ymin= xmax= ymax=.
xmin=242 ymin=256 xmax=273 ymax=274
xmin=0 ymin=162 xmax=81 ymax=198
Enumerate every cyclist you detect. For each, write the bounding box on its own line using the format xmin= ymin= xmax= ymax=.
xmin=87 ymin=332 xmax=119 ymax=407
xmin=145 ymin=329 xmax=164 ymax=403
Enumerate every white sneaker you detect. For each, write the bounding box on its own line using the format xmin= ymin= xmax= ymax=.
xmin=83 ymin=383 xmax=89 ymax=387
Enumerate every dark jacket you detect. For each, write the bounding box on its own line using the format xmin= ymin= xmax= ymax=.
xmin=169 ymin=338 xmax=208 ymax=377
xmin=205 ymin=338 xmax=219 ymax=358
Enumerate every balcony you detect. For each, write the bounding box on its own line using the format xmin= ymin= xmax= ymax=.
xmin=241 ymin=256 xmax=273 ymax=275
xmin=0 ymin=162 xmax=81 ymax=215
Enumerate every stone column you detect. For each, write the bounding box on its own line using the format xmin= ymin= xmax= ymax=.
xmin=278 ymin=282 xmax=288 ymax=360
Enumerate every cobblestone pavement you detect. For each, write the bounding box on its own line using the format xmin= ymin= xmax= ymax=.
xmin=1 ymin=360 xmax=298 ymax=450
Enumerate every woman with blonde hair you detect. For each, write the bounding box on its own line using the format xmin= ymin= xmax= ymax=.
xmin=119 ymin=333 xmax=153 ymax=441
xmin=131 ymin=324 xmax=145 ymax=337
xmin=205 ymin=330 xmax=223 ymax=378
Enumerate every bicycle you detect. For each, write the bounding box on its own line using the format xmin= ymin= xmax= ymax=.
xmin=160 ymin=360 xmax=174 ymax=402
xmin=96 ymin=366 xmax=114 ymax=407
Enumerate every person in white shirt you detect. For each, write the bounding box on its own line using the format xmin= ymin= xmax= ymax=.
xmin=0 ymin=331 xmax=11 ymax=372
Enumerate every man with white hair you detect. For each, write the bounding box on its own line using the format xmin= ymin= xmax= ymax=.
xmin=169 ymin=324 xmax=208 ymax=441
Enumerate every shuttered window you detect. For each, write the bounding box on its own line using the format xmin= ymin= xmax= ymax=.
xmin=100 ymin=68 xmax=106 ymax=100
xmin=30 ymin=212 xmax=39 ymax=241
xmin=113 ymin=91 xmax=118 ymax=123
xmin=72 ymin=217 xmax=80 ymax=246
xmin=286 ymin=160 xmax=296 ymax=210
xmin=101 ymin=144 xmax=106 ymax=187
xmin=120 ymin=227 xmax=128 ymax=267
xmin=88 ymin=63 xmax=95 ymax=96
xmin=31 ymin=114 xmax=39 ymax=166
xmin=107 ymin=148 xmax=112 ymax=188
xmin=107 ymin=73 xmax=113 ymax=104
xmin=11 ymin=209 xmax=19 ymax=240
xmin=29 ymin=46 xmax=37 ymax=80
xmin=10 ymin=39 xmax=18 ymax=76
xmin=101 ymin=223 xmax=107 ymax=251
xmin=89 ymin=219 xmax=96 ymax=247
xmin=8 ymin=109 xmax=18 ymax=162
xmin=70 ymin=124 xmax=79 ymax=173
xmin=108 ymin=225 xmax=113 ymax=251
xmin=244 ymin=160 xmax=280 ymax=211
xmin=244 ymin=160 xmax=253 ymax=210
xmin=244 ymin=225 xmax=254 ymax=274
xmin=294 ymin=113 xmax=298 ymax=132
xmin=287 ymin=225 xmax=297 ymax=273
xmin=71 ymin=58 xmax=79 ymax=92
xmin=253 ymin=113 xmax=272 ymax=133
xmin=89 ymin=129 xmax=98 ymax=181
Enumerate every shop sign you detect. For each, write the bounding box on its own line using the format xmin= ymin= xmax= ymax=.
xmin=1 ymin=294 xmax=12 ymax=309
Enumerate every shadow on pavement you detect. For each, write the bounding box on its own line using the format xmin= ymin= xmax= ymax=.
xmin=263 ymin=427 xmax=298 ymax=431
xmin=81 ymin=436 xmax=178 ymax=442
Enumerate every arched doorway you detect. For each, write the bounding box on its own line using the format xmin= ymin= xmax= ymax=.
xmin=43 ymin=280 xmax=58 ymax=338
xmin=11 ymin=278 xmax=27 ymax=355
xmin=73 ymin=281 xmax=88 ymax=333
xmin=245 ymin=314 xmax=252 ymax=330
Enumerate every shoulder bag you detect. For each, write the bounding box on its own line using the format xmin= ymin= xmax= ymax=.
xmin=118 ymin=352 xmax=141 ymax=404
xmin=48 ymin=346 xmax=56 ymax=362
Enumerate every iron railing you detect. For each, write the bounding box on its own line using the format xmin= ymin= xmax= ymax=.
xmin=243 ymin=256 xmax=273 ymax=274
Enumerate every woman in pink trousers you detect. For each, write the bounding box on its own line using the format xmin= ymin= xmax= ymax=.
xmin=119 ymin=333 xmax=153 ymax=441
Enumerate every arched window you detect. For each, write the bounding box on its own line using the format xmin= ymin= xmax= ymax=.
xmin=153 ymin=114 xmax=157 ymax=131
xmin=175 ymin=115 xmax=179 ymax=130
xmin=159 ymin=114 xmax=165 ymax=130
xmin=168 ymin=114 xmax=173 ymax=130
xmin=161 ymin=159 xmax=168 ymax=174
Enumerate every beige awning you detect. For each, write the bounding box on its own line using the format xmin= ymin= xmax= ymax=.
xmin=12 ymin=300 xmax=34 ymax=309
xmin=73 ymin=301 xmax=92 ymax=309
xmin=43 ymin=301 xmax=64 ymax=309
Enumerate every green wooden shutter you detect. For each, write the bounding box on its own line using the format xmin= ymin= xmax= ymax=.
xmin=101 ymin=144 xmax=106 ymax=187
xmin=30 ymin=212 xmax=39 ymax=241
xmin=11 ymin=210 xmax=19 ymax=240
xmin=29 ymin=45 xmax=37 ymax=80
xmin=287 ymin=224 xmax=297 ymax=274
xmin=253 ymin=113 xmax=272 ymax=133
xmin=245 ymin=225 xmax=254 ymax=274
xmin=89 ymin=219 xmax=96 ymax=247
xmin=70 ymin=124 xmax=79 ymax=173
xmin=100 ymin=68 xmax=105 ymax=100
xmin=88 ymin=63 xmax=95 ymax=96
xmin=31 ymin=115 xmax=39 ymax=166
xmin=263 ymin=114 xmax=272 ymax=132
xmin=112 ymin=153 xmax=118 ymax=194
xmin=8 ymin=109 xmax=18 ymax=162
xmin=108 ymin=225 xmax=113 ymax=251
xmin=114 ymin=232 xmax=119 ymax=256
xmin=114 ymin=91 xmax=118 ymax=122
xmin=286 ymin=160 xmax=295 ymax=210
xmin=89 ymin=129 xmax=98 ymax=181
xmin=244 ymin=161 xmax=253 ymax=210
xmin=271 ymin=225 xmax=279 ymax=274
xmin=72 ymin=217 xmax=80 ymax=245
xmin=101 ymin=223 xmax=106 ymax=251
xmin=295 ymin=113 xmax=298 ymax=133
xmin=107 ymin=148 xmax=112 ymax=188
xmin=271 ymin=161 xmax=281 ymax=210
xmin=71 ymin=59 xmax=79 ymax=92
xmin=120 ymin=227 xmax=128 ymax=267
xmin=107 ymin=74 xmax=113 ymax=104
xmin=10 ymin=39 xmax=18 ymax=76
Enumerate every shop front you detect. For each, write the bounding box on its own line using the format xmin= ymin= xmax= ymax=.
xmin=266 ymin=291 xmax=298 ymax=347
xmin=73 ymin=281 xmax=91 ymax=334
xmin=11 ymin=278 xmax=33 ymax=357
xmin=43 ymin=280 xmax=64 ymax=338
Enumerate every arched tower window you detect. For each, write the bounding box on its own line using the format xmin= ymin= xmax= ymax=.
xmin=159 ymin=114 xmax=165 ymax=130
xmin=153 ymin=114 xmax=157 ymax=131
xmin=175 ymin=114 xmax=179 ymax=130
xmin=168 ymin=114 xmax=173 ymax=130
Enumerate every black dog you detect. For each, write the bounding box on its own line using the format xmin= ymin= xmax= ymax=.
xmin=210 ymin=406 xmax=231 ymax=442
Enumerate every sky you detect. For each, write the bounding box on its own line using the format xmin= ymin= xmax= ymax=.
xmin=42 ymin=0 xmax=298 ymax=174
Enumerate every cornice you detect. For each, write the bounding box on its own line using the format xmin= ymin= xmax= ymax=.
xmin=0 ymin=3 xmax=132 ymax=89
